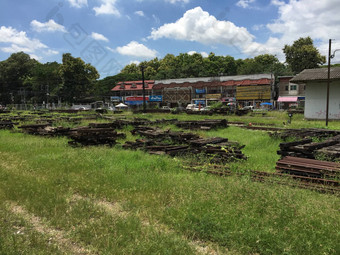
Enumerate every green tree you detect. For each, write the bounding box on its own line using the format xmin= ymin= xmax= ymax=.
xmin=58 ymin=53 xmax=99 ymax=103
xmin=24 ymin=62 xmax=62 ymax=104
xmin=283 ymin=37 xmax=326 ymax=74
xmin=0 ymin=52 xmax=37 ymax=104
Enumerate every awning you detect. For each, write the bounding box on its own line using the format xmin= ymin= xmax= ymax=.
xmin=277 ymin=96 xmax=298 ymax=102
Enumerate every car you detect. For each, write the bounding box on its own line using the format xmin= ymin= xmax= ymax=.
xmin=186 ymin=104 xmax=196 ymax=110
xmin=201 ymin=106 xmax=211 ymax=111
xmin=242 ymin=106 xmax=254 ymax=110
xmin=161 ymin=106 xmax=171 ymax=110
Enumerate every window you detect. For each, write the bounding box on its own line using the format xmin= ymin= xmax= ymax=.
xmin=290 ymin=85 xmax=297 ymax=90
xmin=285 ymin=85 xmax=289 ymax=91
xmin=131 ymin=83 xmax=137 ymax=88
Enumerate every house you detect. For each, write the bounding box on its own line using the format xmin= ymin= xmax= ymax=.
xmin=277 ymin=76 xmax=305 ymax=109
xmin=152 ymin=74 xmax=273 ymax=108
xmin=290 ymin=67 xmax=340 ymax=120
xmin=111 ymin=80 xmax=155 ymax=105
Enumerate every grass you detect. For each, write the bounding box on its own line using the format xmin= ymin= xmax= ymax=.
xmin=0 ymin=111 xmax=339 ymax=254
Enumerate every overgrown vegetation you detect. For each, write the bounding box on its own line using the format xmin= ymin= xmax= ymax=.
xmin=0 ymin=111 xmax=339 ymax=254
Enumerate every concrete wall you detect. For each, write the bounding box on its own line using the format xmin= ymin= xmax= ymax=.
xmin=305 ymin=81 xmax=340 ymax=119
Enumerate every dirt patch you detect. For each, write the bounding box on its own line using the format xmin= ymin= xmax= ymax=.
xmin=7 ymin=202 xmax=94 ymax=255
xmin=71 ymin=194 xmax=221 ymax=255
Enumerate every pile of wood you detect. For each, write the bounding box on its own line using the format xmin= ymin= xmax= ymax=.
xmin=270 ymin=156 xmax=339 ymax=193
xmin=278 ymin=135 xmax=340 ymax=161
xmin=271 ymin=128 xmax=340 ymax=140
xmin=132 ymin=127 xmax=199 ymax=142
xmin=68 ymin=127 xmax=126 ymax=146
xmin=0 ymin=121 xmax=15 ymax=129
xmin=175 ymin=119 xmax=228 ymax=130
xmin=123 ymin=139 xmax=189 ymax=156
xmin=124 ymin=127 xmax=246 ymax=162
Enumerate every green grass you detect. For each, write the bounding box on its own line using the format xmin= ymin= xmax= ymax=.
xmin=0 ymin=111 xmax=340 ymax=254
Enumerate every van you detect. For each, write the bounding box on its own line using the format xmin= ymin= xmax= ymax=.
xmin=186 ymin=104 xmax=196 ymax=110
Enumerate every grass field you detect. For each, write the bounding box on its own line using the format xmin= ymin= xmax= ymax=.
xmin=0 ymin=111 xmax=339 ymax=254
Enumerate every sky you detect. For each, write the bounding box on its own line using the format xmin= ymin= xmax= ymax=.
xmin=1 ymin=0 xmax=340 ymax=78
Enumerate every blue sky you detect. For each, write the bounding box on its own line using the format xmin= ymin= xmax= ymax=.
xmin=1 ymin=0 xmax=340 ymax=78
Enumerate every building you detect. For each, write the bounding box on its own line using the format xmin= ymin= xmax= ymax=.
xmin=111 ymin=74 xmax=274 ymax=108
xmin=111 ymin=80 xmax=155 ymax=105
xmin=290 ymin=67 xmax=340 ymax=120
xmin=153 ymin=74 xmax=273 ymax=107
xmin=277 ymin=76 xmax=305 ymax=109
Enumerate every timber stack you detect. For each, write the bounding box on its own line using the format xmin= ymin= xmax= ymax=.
xmin=175 ymin=119 xmax=228 ymax=130
xmin=68 ymin=127 xmax=126 ymax=146
xmin=278 ymin=135 xmax=340 ymax=161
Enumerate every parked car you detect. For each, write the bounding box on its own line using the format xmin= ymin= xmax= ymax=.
xmin=161 ymin=106 xmax=171 ymax=110
xmin=186 ymin=104 xmax=196 ymax=110
xmin=242 ymin=106 xmax=254 ymax=110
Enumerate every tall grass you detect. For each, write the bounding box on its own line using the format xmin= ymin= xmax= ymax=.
xmin=0 ymin=127 xmax=339 ymax=254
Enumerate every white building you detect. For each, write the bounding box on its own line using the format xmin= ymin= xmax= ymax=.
xmin=291 ymin=67 xmax=340 ymax=120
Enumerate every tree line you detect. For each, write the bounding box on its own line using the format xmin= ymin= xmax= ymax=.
xmin=0 ymin=37 xmax=326 ymax=105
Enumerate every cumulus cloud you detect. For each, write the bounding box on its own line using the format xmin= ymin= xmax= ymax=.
xmin=67 ymin=0 xmax=87 ymax=8
xmin=0 ymin=26 xmax=48 ymax=52
xmin=236 ymin=0 xmax=255 ymax=9
xmin=93 ymin=0 xmax=120 ymax=16
xmin=135 ymin=11 xmax=145 ymax=17
xmin=91 ymin=32 xmax=109 ymax=42
xmin=106 ymin=46 xmax=116 ymax=53
xmin=149 ymin=7 xmax=254 ymax=51
xmin=258 ymin=0 xmax=340 ymax=61
xmin=44 ymin=49 xmax=59 ymax=56
xmin=67 ymin=0 xmax=88 ymax=8
xmin=116 ymin=41 xmax=157 ymax=58
xmin=188 ymin=51 xmax=208 ymax=57
xmin=31 ymin=19 xmax=66 ymax=33
xmin=166 ymin=0 xmax=190 ymax=4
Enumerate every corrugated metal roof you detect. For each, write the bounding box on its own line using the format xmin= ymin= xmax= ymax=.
xmin=290 ymin=67 xmax=340 ymax=82
xmin=219 ymin=73 xmax=272 ymax=82
xmin=154 ymin=74 xmax=272 ymax=85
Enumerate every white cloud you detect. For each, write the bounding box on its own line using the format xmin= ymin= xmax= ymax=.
xmin=106 ymin=46 xmax=116 ymax=53
xmin=67 ymin=0 xmax=88 ymax=8
xmin=0 ymin=26 xmax=48 ymax=52
xmin=116 ymin=41 xmax=157 ymax=58
xmin=93 ymin=0 xmax=120 ymax=16
xmin=236 ymin=0 xmax=255 ymax=8
xmin=166 ymin=0 xmax=190 ymax=4
xmin=188 ymin=51 xmax=208 ymax=57
xmin=149 ymin=7 xmax=254 ymax=51
xmin=44 ymin=49 xmax=59 ymax=56
xmin=135 ymin=11 xmax=145 ymax=17
xmin=270 ymin=0 xmax=285 ymax=6
xmin=91 ymin=32 xmax=109 ymax=42
xmin=257 ymin=0 xmax=340 ymax=61
xmin=130 ymin=60 xmax=141 ymax=65
xmin=1 ymin=44 xmax=33 ymax=53
xmin=31 ymin=19 xmax=66 ymax=33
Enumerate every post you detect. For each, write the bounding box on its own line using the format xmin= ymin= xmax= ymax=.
xmin=326 ymin=39 xmax=331 ymax=126
xmin=141 ymin=65 xmax=146 ymax=113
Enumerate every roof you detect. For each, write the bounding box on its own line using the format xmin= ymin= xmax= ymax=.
xmin=221 ymin=78 xmax=271 ymax=86
xmin=154 ymin=73 xmax=272 ymax=85
xmin=290 ymin=67 xmax=340 ymax=82
xmin=112 ymin=80 xmax=155 ymax=91
xmin=153 ymin=74 xmax=272 ymax=89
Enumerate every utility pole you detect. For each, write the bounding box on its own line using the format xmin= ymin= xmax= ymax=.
xmin=141 ymin=65 xmax=146 ymax=113
xmin=326 ymin=39 xmax=331 ymax=126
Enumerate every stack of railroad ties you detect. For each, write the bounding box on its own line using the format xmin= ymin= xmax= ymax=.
xmin=268 ymin=129 xmax=340 ymax=194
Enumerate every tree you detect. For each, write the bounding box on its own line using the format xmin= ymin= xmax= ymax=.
xmin=283 ymin=37 xmax=326 ymax=74
xmin=58 ymin=53 xmax=99 ymax=103
xmin=24 ymin=62 xmax=62 ymax=104
xmin=0 ymin=52 xmax=37 ymax=104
